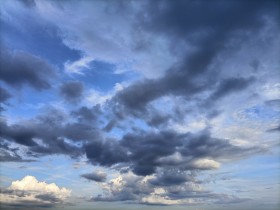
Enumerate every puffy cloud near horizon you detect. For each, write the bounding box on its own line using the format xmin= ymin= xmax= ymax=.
xmin=0 ymin=175 xmax=71 ymax=208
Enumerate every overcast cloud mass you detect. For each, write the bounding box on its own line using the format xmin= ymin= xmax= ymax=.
xmin=0 ymin=0 xmax=279 ymax=210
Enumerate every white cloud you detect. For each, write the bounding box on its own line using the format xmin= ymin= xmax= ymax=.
xmin=64 ymin=56 xmax=93 ymax=74
xmin=190 ymin=158 xmax=221 ymax=170
xmin=0 ymin=175 xmax=71 ymax=207
xmin=141 ymin=194 xmax=195 ymax=205
xmin=86 ymin=89 xmax=113 ymax=106
xmin=261 ymin=83 xmax=280 ymax=101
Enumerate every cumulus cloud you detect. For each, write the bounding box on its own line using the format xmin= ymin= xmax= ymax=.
xmin=0 ymin=176 xmax=71 ymax=208
xmin=91 ymin=171 xmax=250 ymax=206
xmin=0 ymin=48 xmax=55 ymax=90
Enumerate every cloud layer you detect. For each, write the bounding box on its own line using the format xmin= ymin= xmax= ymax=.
xmin=0 ymin=0 xmax=279 ymax=208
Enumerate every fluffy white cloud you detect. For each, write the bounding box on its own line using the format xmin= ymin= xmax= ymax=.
xmin=190 ymin=158 xmax=221 ymax=170
xmin=0 ymin=176 xmax=71 ymax=207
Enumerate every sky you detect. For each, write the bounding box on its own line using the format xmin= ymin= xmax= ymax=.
xmin=0 ymin=0 xmax=279 ymax=209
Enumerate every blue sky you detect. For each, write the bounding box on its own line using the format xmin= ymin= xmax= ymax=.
xmin=0 ymin=0 xmax=279 ymax=209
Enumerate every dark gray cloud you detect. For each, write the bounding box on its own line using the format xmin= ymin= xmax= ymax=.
xmin=0 ymin=108 xmax=85 ymax=157
xmin=35 ymin=194 xmax=61 ymax=203
xmin=109 ymin=0 xmax=278 ymax=123
xmin=71 ymin=106 xmax=100 ymax=123
xmin=0 ymin=48 xmax=55 ymax=90
xmin=85 ymin=139 xmax=128 ymax=167
xmin=210 ymin=77 xmax=255 ymax=101
xmin=113 ymin=71 xmax=206 ymax=116
xmin=4 ymin=105 xmax=260 ymax=176
xmin=149 ymin=169 xmax=193 ymax=186
xmin=120 ymin=131 xmax=183 ymax=176
xmin=103 ymin=119 xmax=117 ymax=132
xmin=84 ymin=129 xmax=265 ymax=176
xmin=0 ymin=86 xmax=12 ymax=112
xmin=0 ymin=86 xmax=12 ymax=103
xmin=59 ymin=81 xmax=84 ymax=103
xmin=81 ymin=171 xmax=107 ymax=182
xmin=267 ymin=126 xmax=280 ymax=132
xmin=142 ymin=0 xmax=279 ymax=44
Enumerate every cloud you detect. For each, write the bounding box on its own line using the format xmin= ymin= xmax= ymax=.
xmin=71 ymin=106 xmax=99 ymax=123
xmin=84 ymin=129 xmax=265 ymax=178
xmin=0 ymin=86 xmax=12 ymax=103
xmin=189 ymin=158 xmax=220 ymax=170
xmin=34 ymin=0 xmax=177 ymax=78
xmin=267 ymin=125 xmax=280 ymax=132
xmin=0 ymin=108 xmax=84 ymax=157
xmin=59 ymin=81 xmax=84 ymax=103
xmin=0 ymin=48 xmax=55 ymax=90
xmin=210 ymin=77 xmax=255 ymax=101
xmin=64 ymin=56 xmax=93 ymax=74
xmin=91 ymin=170 xmax=250 ymax=206
xmin=81 ymin=171 xmax=107 ymax=182
xmin=0 ymin=141 xmax=34 ymax=162
xmin=91 ymin=172 xmax=153 ymax=202
xmin=0 ymin=175 xmax=71 ymax=208
xmin=149 ymin=169 xmax=193 ymax=187
xmin=0 ymin=86 xmax=12 ymax=112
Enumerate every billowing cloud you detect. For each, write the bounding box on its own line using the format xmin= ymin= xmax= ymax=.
xmin=0 ymin=0 xmax=279 ymax=208
xmin=0 ymin=48 xmax=55 ymax=90
xmin=0 ymin=176 xmax=71 ymax=208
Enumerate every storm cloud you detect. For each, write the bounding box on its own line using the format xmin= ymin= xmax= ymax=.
xmin=0 ymin=0 xmax=279 ymax=208
xmin=0 ymin=48 xmax=55 ymax=90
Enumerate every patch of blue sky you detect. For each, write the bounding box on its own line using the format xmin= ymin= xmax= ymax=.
xmin=105 ymin=117 xmax=151 ymax=140
xmin=0 ymin=155 xmax=80 ymax=187
xmin=72 ymin=60 xmax=138 ymax=92
xmin=220 ymin=154 xmax=280 ymax=181
xmin=4 ymin=88 xmax=58 ymax=121
xmin=243 ymin=104 xmax=280 ymax=121
xmin=0 ymin=162 xmax=34 ymax=186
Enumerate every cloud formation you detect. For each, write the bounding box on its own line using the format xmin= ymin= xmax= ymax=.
xmin=0 ymin=176 xmax=71 ymax=208
xmin=0 ymin=48 xmax=55 ymax=90
xmin=81 ymin=170 xmax=107 ymax=182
